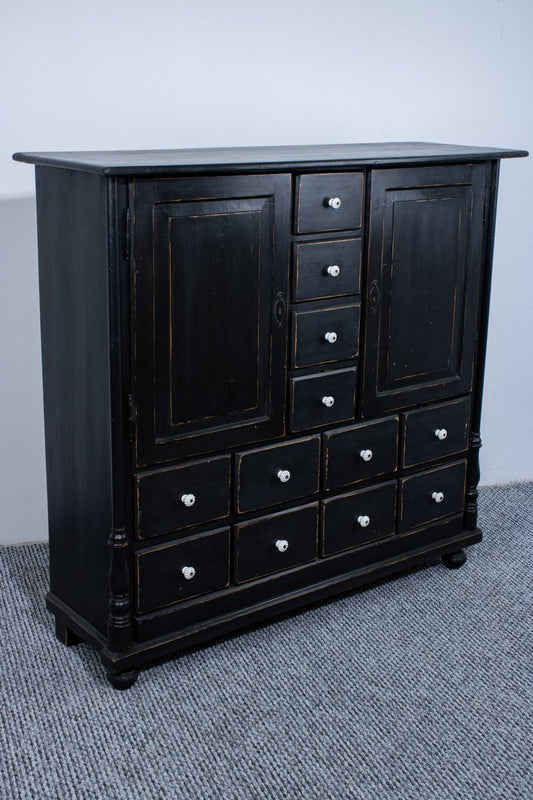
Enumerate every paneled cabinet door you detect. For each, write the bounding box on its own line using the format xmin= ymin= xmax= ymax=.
xmin=361 ymin=164 xmax=487 ymax=417
xmin=132 ymin=175 xmax=291 ymax=465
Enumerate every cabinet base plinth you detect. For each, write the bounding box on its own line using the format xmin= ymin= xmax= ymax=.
xmin=55 ymin=617 xmax=82 ymax=647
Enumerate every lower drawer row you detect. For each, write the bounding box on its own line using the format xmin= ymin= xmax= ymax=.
xmin=136 ymin=459 xmax=467 ymax=614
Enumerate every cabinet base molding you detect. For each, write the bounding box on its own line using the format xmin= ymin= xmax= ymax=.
xmin=47 ymin=528 xmax=481 ymax=687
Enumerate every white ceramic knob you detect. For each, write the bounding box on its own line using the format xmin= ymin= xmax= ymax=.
xmin=324 ymin=331 xmax=338 ymax=344
xmin=360 ymin=449 xmax=373 ymax=462
xmin=275 ymin=539 xmax=289 ymax=553
xmin=182 ymin=566 xmax=196 ymax=580
xmin=357 ymin=515 xmax=370 ymax=528
xmin=435 ymin=428 xmax=448 ymax=441
xmin=322 ymin=396 xmax=335 ymax=408
xmin=432 ymin=491 xmax=444 ymax=503
xmin=181 ymin=493 xmax=196 ymax=507
xmin=277 ymin=469 xmax=291 ymax=483
xmin=328 ymin=197 xmax=342 ymax=209
xmin=326 ymin=265 xmax=341 ymax=277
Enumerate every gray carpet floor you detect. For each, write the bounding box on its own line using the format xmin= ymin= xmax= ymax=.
xmin=1 ymin=483 xmax=532 ymax=800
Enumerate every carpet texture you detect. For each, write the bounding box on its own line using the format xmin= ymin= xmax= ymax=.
xmin=1 ymin=483 xmax=532 ymax=800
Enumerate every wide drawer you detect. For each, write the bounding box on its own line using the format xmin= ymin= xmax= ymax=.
xmin=322 ymin=480 xmax=397 ymax=556
xmin=292 ymin=303 xmax=360 ymax=368
xmin=323 ymin=415 xmax=399 ymax=491
xmin=295 ymin=172 xmax=364 ymax=234
xmin=293 ymin=237 xmax=361 ymax=301
xmin=235 ymin=435 xmax=320 ymax=514
xmin=401 ymin=397 xmax=471 ymax=468
xmin=290 ymin=367 xmax=357 ymax=432
xmin=134 ymin=455 xmax=231 ymax=540
xmin=398 ymin=460 xmax=467 ymax=533
xmin=234 ymin=503 xmax=319 ymax=584
xmin=135 ymin=527 xmax=230 ymax=613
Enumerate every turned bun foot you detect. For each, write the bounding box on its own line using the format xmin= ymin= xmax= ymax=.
xmin=442 ymin=549 xmax=467 ymax=570
xmin=107 ymin=669 xmax=139 ymax=690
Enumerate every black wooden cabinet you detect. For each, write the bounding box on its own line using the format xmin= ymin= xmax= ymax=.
xmin=13 ymin=142 xmax=527 ymax=688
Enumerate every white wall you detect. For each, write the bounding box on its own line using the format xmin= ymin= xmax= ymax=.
xmin=1 ymin=0 xmax=532 ymax=544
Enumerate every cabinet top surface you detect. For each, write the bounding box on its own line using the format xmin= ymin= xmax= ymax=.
xmin=13 ymin=141 xmax=528 ymax=175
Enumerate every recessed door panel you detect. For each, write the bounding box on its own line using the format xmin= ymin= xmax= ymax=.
xmin=362 ymin=164 xmax=486 ymax=416
xmin=133 ymin=175 xmax=290 ymax=465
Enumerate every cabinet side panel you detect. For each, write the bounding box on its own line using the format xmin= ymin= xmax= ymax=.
xmin=36 ymin=166 xmax=112 ymax=635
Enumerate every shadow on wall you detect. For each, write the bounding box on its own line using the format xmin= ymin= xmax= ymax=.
xmin=0 ymin=195 xmax=48 ymax=545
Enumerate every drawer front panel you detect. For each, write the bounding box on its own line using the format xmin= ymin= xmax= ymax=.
xmin=290 ymin=368 xmax=357 ymax=432
xmin=236 ymin=436 xmax=320 ymax=514
xmin=322 ymin=481 xmax=397 ymax=556
xmin=323 ymin=416 xmax=399 ymax=491
xmin=135 ymin=455 xmax=231 ymax=540
xmin=295 ymin=172 xmax=364 ymax=234
xmin=135 ymin=527 xmax=230 ymax=613
xmin=293 ymin=238 xmax=361 ymax=301
xmin=399 ymin=460 xmax=467 ymax=533
xmin=402 ymin=396 xmax=471 ymax=468
xmin=292 ymin=303 xmax=360 ymax=368
xmin=235 ymin=503 xmax=319 ymax=584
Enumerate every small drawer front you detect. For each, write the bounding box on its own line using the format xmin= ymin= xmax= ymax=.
xmin=292 ymin=303 xmax=360 ymax=368
xmin=290 ymin=367 xmax=357 ymax=433
xmin=322 ymin=481 xmax=397 ymax=556
xmin=236 ymin=436 xmax=320 ymax=514
xmin=398 ymin=460 xmax=467 ymax=533
xmin=323 ymin=415 xmax=399 ymax=491
xmin=235 ymin=503 xmax=319 ymax=584
xmin=135 ymin=527 xmax=230 ymax=613
xmin=402 ymin=396 xmax=471 ymax=468
xmin=293 ymin=238 xmax=361 ymax=301
xmin=135 ymin=455 xmax=231 ymax=540
xmin=295 ymin=172 xmax=364 ymax=234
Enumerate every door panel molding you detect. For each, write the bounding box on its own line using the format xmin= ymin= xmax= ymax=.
xmin=132 ymin=174 xmax=291 ymax=466
xmin=361 ymin=164 xmax=486 ymax=417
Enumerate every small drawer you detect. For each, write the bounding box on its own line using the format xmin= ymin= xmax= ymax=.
xmin=293 ymin=238 xmax=361 ymax=301
xmin=323 ymin=415 xmax=399 ymax=491
xmin=295 ymin=172 xmax=364 ymax=234
xmin=134 ymin=455 xmax=231 ymax=540
xmin=234 ymin=503 xmax=319 ymax=584
xmin=402 ymin=397 xmax=471 ymax=468
xmin=292 ymin=303 xmax=360 ymax=368
xmin=322 ymin=481 xmax=397 ymax=556
xmin=235 ymin=436 xmax=320 ymax=514
xmin=135 ymin=527 xmax=230 ymax=613
xmin=290 ymin=367 xmax=357 ymax=433
xmin=398 ymin=460 xmax=467 ymax=533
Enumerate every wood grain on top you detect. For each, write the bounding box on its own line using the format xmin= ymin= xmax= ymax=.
xmin=13 ymin=141 xmax=528 ymax=175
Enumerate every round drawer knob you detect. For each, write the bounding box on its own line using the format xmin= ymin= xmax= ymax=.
xmin=432 ymin=491 xmax=444 ymax=503
xmin=324 ymin=331 xmax=338 ymax=344
xmin=326 ymin=265 xmax=341 ymax=277
xmin=181 ymin=566 xmax=196 ymax=580
xmin=434 ymin=428 xmax=448 ymax=441
xmin=357 ymin=515 xmax=370 ymax=528
xmin=327 ymin=197 xmax=342 ymax=210
xmin=322 ymin=395 xmax=335 ymax=408
xmin=360 ymin=449 xmax=373 ymax=462
xmin=180 ymin=493 xmax=196 ymax=507
xmin=275 ymin=539 xmax=289 ymax=553
xmin=277 ymin=469 xmax=291 ymax=483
